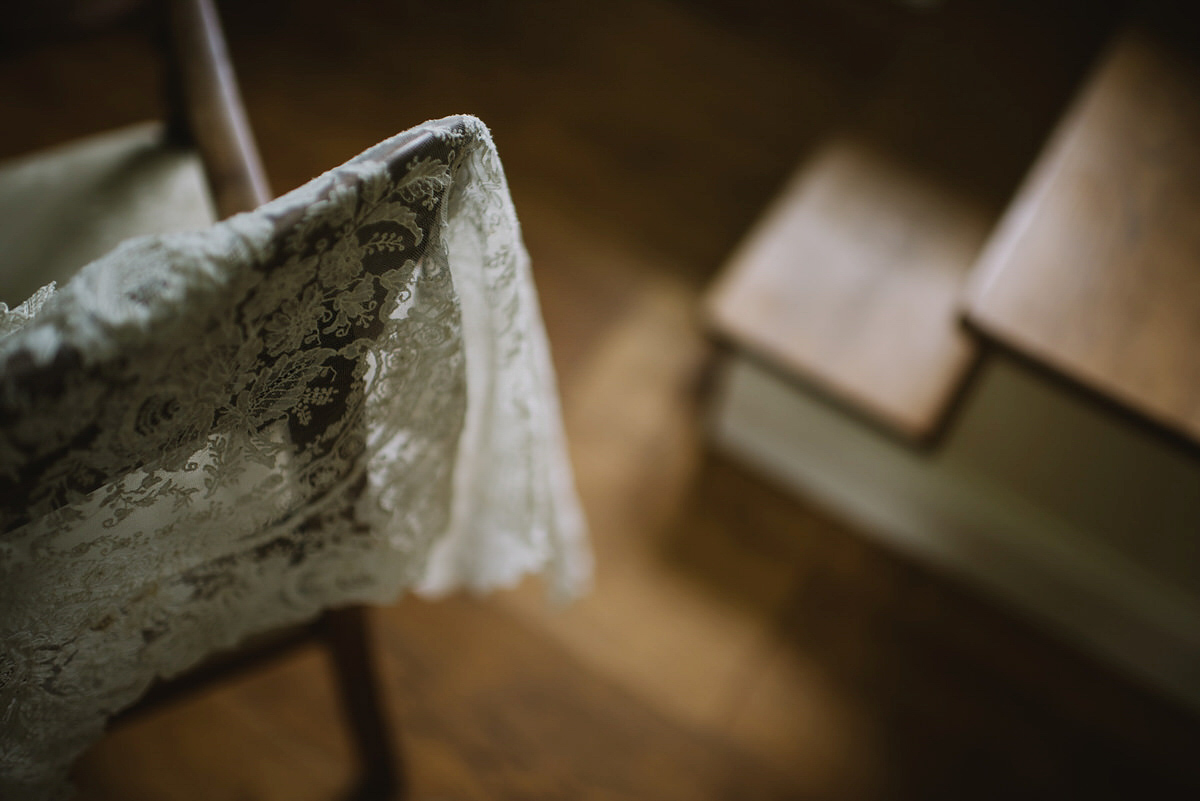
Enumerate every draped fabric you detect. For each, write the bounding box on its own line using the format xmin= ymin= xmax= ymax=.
xmin=0 ymin=116 xmax=589 ymax=800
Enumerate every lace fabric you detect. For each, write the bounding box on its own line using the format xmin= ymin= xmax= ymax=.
xmin=0 ymin=115 xmax=589 ymax=800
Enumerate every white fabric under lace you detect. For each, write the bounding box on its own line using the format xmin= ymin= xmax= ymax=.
xmin=0 ymin=115 xmax=589 ymax=800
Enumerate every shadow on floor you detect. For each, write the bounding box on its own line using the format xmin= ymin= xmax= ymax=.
xmin=655 ymin=447 xmax=1200 ymax=799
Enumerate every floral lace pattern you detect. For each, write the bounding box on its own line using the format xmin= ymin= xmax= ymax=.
xmin=0 ymin=116 xmax=589 ymax=800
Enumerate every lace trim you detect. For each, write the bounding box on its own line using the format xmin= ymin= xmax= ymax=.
xmin=0 ymin=115 xmax=589 ymax=800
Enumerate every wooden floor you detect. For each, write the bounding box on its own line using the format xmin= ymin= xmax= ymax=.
xmin=4 ymin=1 xmax=1200 ymax=798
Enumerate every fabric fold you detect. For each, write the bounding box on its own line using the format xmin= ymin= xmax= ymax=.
xmin=0 ymin=115 xmax=589 ymax=800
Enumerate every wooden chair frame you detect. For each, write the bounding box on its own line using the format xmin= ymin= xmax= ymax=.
xmin=97 ymin=2 xmax=405 ymax=798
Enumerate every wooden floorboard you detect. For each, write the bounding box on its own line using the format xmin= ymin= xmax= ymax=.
xmin=3 ymin=2 xmax=1200 ymax=799
xmin=78 ymin=599 xmax=801 ymax=801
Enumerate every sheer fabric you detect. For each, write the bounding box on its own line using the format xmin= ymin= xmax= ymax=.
xmin=0 ymin=115 xmax=589 ymax=800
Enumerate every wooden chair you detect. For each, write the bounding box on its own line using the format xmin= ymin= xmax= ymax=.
xmin=0 ymin=2 xmax=403 ymax=798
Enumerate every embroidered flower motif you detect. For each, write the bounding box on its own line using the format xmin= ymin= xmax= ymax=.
xmin=0 ymin=117 xmax=588 ymax=801
xmin=263 ymin=283 xmax=328 ymax=356
xmin=318 ymin=234 xmax=364 ymax=288
xmin=326 ymin=276 xmax=379 ymax=337
xmin=242 ymin=253 xmax=314 ymax=328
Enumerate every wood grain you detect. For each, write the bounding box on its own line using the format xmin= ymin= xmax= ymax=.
xmin=705 ymin=0 xmax=1109 ymax=442
xmin=4 ymin=2 xmax=1200 ymax=799
xmin=967 ymin=29 xmax=1200 ymax=449
xmin=706 ymin=136 xmax=990 ymax=441
xmin=165 ymin=0 xmax=270 ymax=216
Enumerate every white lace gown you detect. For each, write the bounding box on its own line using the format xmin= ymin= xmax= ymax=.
xmin=0 ymin=116 xmax=590 ymax=800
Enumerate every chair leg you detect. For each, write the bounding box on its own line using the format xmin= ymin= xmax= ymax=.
xmin=319 ymin=606 xmax=406 ymax=801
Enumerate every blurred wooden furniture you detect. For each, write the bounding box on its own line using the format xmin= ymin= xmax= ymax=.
xmin=705 ymin=136 xmax=988 ymax=442
xmin=6 ymin=2 xmax=1197 ymax=798
xmin=965 ymin=30 xmax=1200 ymax=449
xmin=706 ymin=18 xmax=1200 ymax=714
xmin=0 ymin=2 xmax=402 ymax=798
xmin=705 ymin=0 xmax=1106 ymax=444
